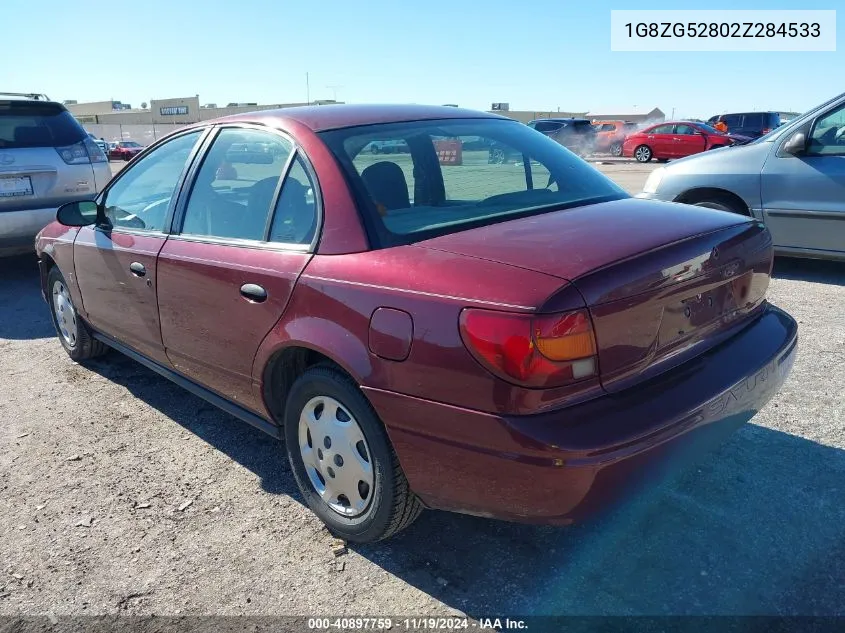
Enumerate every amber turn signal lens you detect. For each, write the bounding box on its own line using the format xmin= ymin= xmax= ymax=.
xmin=533 ymin=312 xmax=597 ymax=361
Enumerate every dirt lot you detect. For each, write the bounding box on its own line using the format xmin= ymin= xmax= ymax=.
xmin=2 ymin=164 xmax=844 ymax=618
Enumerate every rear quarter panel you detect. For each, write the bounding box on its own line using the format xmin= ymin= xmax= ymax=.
xmin=252 ymin=247 xmax=606 ymax=416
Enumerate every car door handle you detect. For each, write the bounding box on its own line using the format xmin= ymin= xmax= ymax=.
xmin=240 ymin=283 xmax=268 ymax=303
xmin=129 ymin=262 xmax=146 ymax=277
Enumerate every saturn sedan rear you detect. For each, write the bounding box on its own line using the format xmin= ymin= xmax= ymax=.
xmin=35 ymin=104 xmax=797 ymax=542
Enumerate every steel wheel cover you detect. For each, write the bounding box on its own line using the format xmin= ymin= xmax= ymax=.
xmin=52 ymin=280 xmax=77 ymax=347
xmin=298 ymin=396 xmax=374 ymax=517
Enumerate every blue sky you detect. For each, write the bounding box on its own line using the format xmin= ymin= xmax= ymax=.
xmin=2 ymin=0 xmax=839 ymax=118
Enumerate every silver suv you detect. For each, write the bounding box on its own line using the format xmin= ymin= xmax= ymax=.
xmin=0 ymin=94 xmax=111 ymax=257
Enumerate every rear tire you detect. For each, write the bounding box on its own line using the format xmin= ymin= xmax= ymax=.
xmin=610 ymin=142 xmax=623 ymax=157
xmin=47 ymin=267 xmax=108 ymax=362
xmin=634 ymin=145 xmax=652 ymax=162
xmin=284 ymin=365 xmax=422 ymax=543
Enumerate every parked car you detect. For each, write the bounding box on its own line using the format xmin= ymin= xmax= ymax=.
xmin=108 ymin=140 xmax=144 ymax=161
xmin=528 ymin=118 xmax=597 ymax=156
xmin=592 ymin=120 xmax=638 ymax=156
xmin=638 ymin=92 xmax=845 ymax=261
xmin=707 ymin=112 xmax=782 ymax=139
xmin=623 ymin=121 xmax=748 ymax=162
xmin=36 ymin=105 xmax=797 ymax=542
xmin=0 ymin=95 xmax=110 ymax=257
xmin=366 ymin=139 xmax=409 ymax=154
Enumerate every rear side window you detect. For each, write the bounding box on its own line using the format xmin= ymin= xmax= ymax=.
xmin=0 ymin=102 xmax=84 ymax=148
xmin=181 ymin=128 xmax=294 ymax=241
xmin=722 ymin=114 xmax=742 ymax=128
xmin=743 ymin=113 xmax=764 ymax=128
xmin=533 ymin=121 xmax=563 ymax=133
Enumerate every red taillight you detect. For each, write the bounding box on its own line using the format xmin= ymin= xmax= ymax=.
xmin=762 ymin=128 xmax=771 ymax=134
xmin=459 ymin=308 xmax=598 ymax=388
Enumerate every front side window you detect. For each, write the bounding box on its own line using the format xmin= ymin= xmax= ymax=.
xmin=180 ymin=128 xmax=293 ymax=241
xmin=675 ymin=124 xmax=697 ymax=135
xmin=807 ymin=104 xmax=845 ymax=156
xmin=320 ymin=118 xmax=626 ymax=247
xmin=103 ymin=130 xmax=203 ymax=231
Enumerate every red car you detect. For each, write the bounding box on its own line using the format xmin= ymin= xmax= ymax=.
xmin=35 ymin=105 xmax=796 ymax=542
xmin=108 ymin=140 xmax=144 ymax=161
xmin=622 ymin=121 xmax=748 ymax=162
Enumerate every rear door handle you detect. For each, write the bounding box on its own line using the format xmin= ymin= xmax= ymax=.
xmin=129 ymin=262 xmax=146 ymax=277
xmin=240 ymin=283 xmax=267 ymax=303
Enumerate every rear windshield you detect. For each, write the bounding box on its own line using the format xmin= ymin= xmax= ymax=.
xmin=320 ymin=118 xmax=626 ymax=247
xmin=0 ymin=102 xmax=85 ymax=149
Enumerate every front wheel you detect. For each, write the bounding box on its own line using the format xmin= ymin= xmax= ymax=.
xmin=284 ymin=366 xmax=422 ymax=543
xmin=47 ymin=267 xmax=109 ymax=362
xmin=634 ymin=145 xmax=652 ymax=162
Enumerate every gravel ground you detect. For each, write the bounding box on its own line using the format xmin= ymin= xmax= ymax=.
xmin=2 ymin=164 xmax=844 ymax=618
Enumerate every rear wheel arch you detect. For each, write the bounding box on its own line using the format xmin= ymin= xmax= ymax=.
xmin=674 ymin=188 xmax=750 ymax=216
xmin=262 ymin=345 xmax=360 ymax=426
xmin=39 ymin=253 xmax=58 ymax=295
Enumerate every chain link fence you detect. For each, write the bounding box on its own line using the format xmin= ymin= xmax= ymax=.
xmin=84 ymin=123 xmax=189 ymax=145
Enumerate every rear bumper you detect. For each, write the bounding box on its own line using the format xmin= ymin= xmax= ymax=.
xmin=0 ymin=207 xmax=58 ymax=256
xmin=366 ymin=304 xmax=797 ymax=524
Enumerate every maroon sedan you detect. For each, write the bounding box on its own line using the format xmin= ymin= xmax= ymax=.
xmin=35 ymin=105 xmax=796 ymax=542
xmin=108 ymin=140 xmax=144 ymax=161
xmin=622 ymin=121 xmax=749 ymax=162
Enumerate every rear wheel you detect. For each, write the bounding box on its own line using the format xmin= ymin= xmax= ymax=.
xmin=284 ymin=366 xmax=422 ymax=543
xmin=634 ymin=145 xmax=652 ymax=162
xmin=610 ymin=142 xmax=623 ymax=157
xmin=47 ymin=267 xmax=108 ymax=362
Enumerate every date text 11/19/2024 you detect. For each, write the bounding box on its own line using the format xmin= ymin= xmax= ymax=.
xmin=306 ymin=617 xmax=528 ymax=630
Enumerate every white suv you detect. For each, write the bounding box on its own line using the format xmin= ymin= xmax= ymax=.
xmin=0 ymin=94 xmax=111 ymax=256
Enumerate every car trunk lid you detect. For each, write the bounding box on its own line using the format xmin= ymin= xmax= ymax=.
xmin=419 ymin=198 xmax=773 ymax=392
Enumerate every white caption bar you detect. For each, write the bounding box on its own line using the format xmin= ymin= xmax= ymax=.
xmin=610 ymin=10 xmax=836 ymax=52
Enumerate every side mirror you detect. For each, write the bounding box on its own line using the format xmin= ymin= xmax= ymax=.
xmin=783 ymin=130 xmax=808 ymax=156
xmin=56 ymin=200 xmax=98 ymax=227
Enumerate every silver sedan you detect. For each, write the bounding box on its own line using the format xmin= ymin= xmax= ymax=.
xmin=637 ymin=91 xmax=845 ymax=262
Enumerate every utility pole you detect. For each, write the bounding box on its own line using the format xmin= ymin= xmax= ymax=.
xmin=306 ymin=73 xmax=310 ymax=105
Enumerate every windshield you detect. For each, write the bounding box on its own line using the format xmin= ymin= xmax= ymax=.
xmin=320 ymin=118 xmax=626 ymax=247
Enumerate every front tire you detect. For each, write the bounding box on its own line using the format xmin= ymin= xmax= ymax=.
xmin=47 ymin=267 xmax=108 ymax=362
xmin=634 ymin=145 xmax=652 ymax=162
xmin=284 ymin=366 xmax=422 ymax=543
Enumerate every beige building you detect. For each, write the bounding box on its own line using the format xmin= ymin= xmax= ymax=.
xmin=585 ymin=107 xmax=665 ymax=123
xmin=488 ymin=110 xmax=587 ymax=123
xmin=66 ymin=96 xmax=342 ymax=126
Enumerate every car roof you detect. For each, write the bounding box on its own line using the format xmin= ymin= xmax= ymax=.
xmin=208 ymin=104 xmax=506 ymax=132
xmin=530 ymin=117 xmax=589 ymax=123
